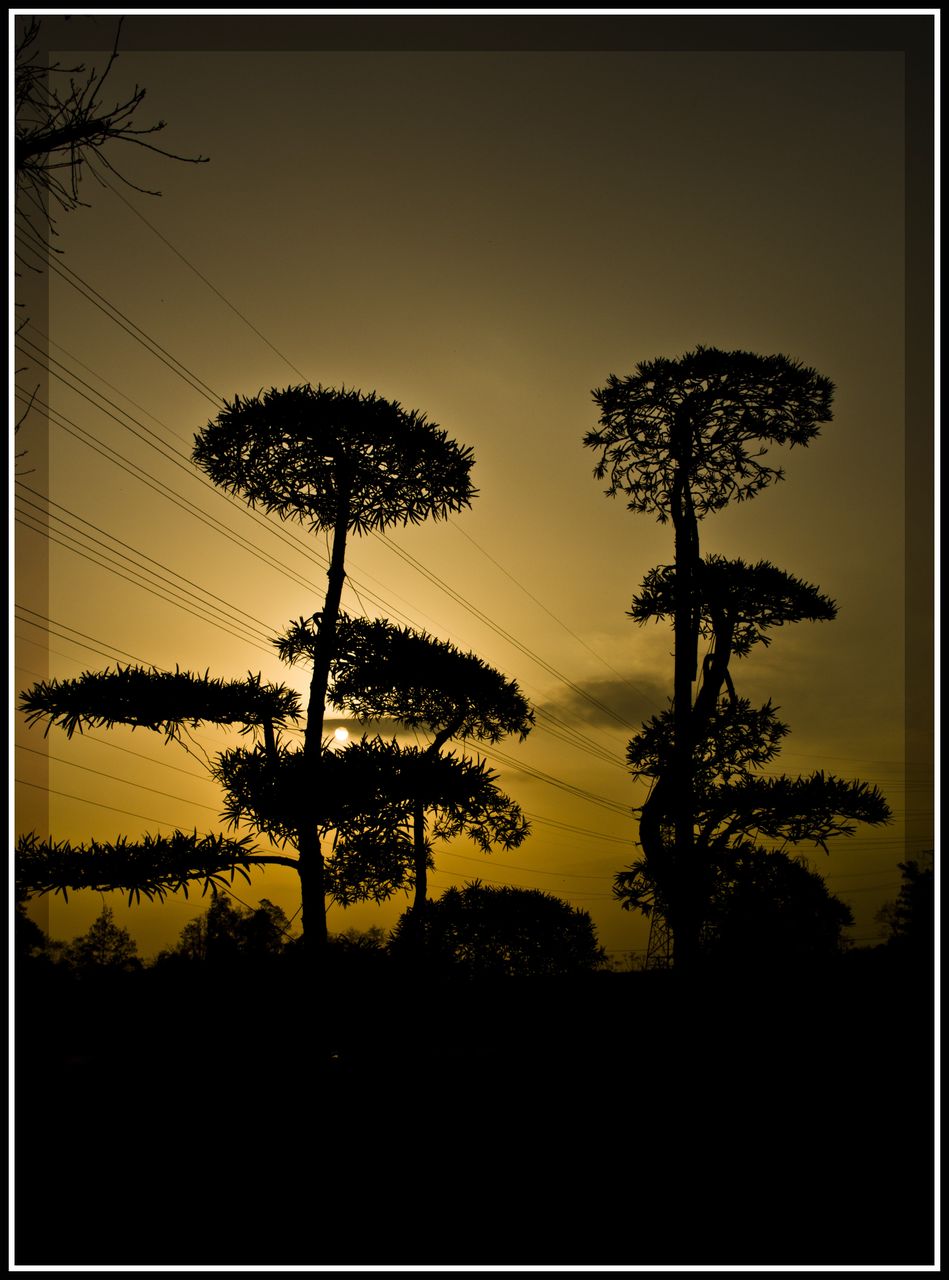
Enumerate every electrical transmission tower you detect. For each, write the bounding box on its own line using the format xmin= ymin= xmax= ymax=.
xmin=644 ymin=911 xmax=673 ymax=969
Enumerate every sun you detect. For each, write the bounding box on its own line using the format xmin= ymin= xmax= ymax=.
xmin=333 ymin=726 xmax=350 ymax=744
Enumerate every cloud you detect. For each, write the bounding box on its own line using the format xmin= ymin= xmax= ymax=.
xmin=541 ymin=673 xmax=670 ymax=732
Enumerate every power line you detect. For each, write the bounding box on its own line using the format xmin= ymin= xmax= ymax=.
xmin=15 ymin=606 xmax=158 ymax=668
xmin=24 ymin=211 xmax=640 ymax=738
xmin=65 ymin=732 xmax=216 ymax=783
xmin=16 ymin=512 xmax=278 ymax=659
xmin=24 ymin=199 xmax=916 ymax=865
xmin=25 ymin=320 xmax=197 ymax=446
xmin=478 ymin=742 xmax=632 ymax=817
xmin=15 ymin=381 xmax=426 ymax=636
xmin=523 ymin=812 xmax=632 ymax=846
xmin=375 ymin=529 xmax=635 ymax=735
xmin=15 ymin=388 xmax=329 ymax=598
xmin=532 ymin=708 xmax=628 ymax=770
xmin=18 ymin=381 xmax=633 ymax=775
xmin=15 ymin=226 xmax=223 ymax=406
xmin=101 ymin=173 xmax=313 ymax=383
xmin=17 ymin=483 xmax=279 ymax=637
xmin=16 ymin=778 xmax=201 ymax=831
xmin=435 ymin=844 xmax=616 ymax=882
xmin=451 ymin=518 xmax=663 ymax=715
xmin=17 ymin=744 xmax=224 ymax=813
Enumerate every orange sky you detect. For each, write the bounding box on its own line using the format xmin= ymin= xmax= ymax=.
xmin=13 ymin=14 xmax=934 ymax=963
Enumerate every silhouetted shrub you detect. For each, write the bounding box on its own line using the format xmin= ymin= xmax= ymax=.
xmin=698 ymin=849 xmax=854 ymax=969
xmin=389 ymin=881 xmax=607 ymax=978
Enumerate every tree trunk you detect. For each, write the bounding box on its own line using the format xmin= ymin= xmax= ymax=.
xmin=400 ymin=798 xmax=429 ymax=964
xmin=298 ymin=482 xmax=351 ymax=958
xmin=404 ymin=719 xmax=463 ymax=961
xmin=411 ymin=797 xmax=428 ymax=915
xmin=671 ymin=424 xmax=700 ymax=970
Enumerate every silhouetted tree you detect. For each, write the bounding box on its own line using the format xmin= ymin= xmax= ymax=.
xmin=586 ymin=347 xmax=835 ymax=966
xmin=158 ymin=892 xmax=292 ymax=964
xmin=18 ymin=386 xmax=477 ymax=959
xmin=62 ymin=906 xmax=140 ymax=971
xmin=15 ymin=901 xmax=55 ymax=965
xmin=389 ymin=881 xmax=607 ymax=978
xmin=876 ymin=856 xmax=934 ymax=962
xmin=193 ymin=384 xmax=476 ymax=949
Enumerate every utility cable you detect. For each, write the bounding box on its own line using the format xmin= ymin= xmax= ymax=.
xmin=22 ymin=212 xmax=639 ymax=736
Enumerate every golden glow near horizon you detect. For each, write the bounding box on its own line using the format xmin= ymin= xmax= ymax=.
xmin=13 ymin=27 xmax=931 ymax=963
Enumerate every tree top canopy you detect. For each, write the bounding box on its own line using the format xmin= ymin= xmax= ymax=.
xmin=192 ymin=384 xmax=477 ymax=535
xmin=629 ymin=555 xmax=838 ymax=656
xmin=280 ymin=614 xmax=534 ymax=743
xmin=585 ymin=346 xmax=834 ymax=520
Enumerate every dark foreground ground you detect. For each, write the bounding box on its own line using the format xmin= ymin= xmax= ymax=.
xmin=14 ymin=951 xmax=935 ymax=1267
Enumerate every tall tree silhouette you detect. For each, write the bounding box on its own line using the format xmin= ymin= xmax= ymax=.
xmin=585 ymin=348 xmax=835 ymax=967
xmin=18 ymin=385 xmax=476 ymax=957
xmin=323 ymin=616 xmax=533 ymax=934
xmin=193 ymin=384 xmax=475 ymax=948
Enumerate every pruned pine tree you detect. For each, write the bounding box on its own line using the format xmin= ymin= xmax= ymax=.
xmin=615 ymin=554 xmax=891 ymax=963
xmin=192 ymin=385 xmax=476 ymax=948
xmin=18 ymin=386 xmax=477 ymax=959
xmin=586 ymin=347 xmax=835 ymax=967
